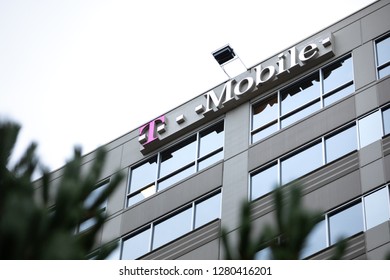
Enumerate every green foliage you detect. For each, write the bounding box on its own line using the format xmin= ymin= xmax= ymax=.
xmin=222 ymin=183 xmax=345 ymax=260
xmin=0 ymin=121 xmax=123 ymax=259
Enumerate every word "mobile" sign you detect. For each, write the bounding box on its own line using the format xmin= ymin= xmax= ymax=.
xmin=139 ymin=33 xmax=334 ymax=149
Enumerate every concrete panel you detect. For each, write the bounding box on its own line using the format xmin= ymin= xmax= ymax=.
xmin=355 ymin=85 xmax=379 ymax=118
xmin=377 ymin=77 xmax=390 ymax=106
xmin=107 ymin=169 xmax=127 ymax=215
xmin=249 ymin=96 xmax=356 ymax=170
xmin=303 ymin=170 xmax=361 ymax=213
xmin=121 ymin=162 xmax=223 ymax=235
xmin=365 ymin=221 xmax=390 ymax=251
xmin=360 ymin=158 xmax=386 ymax=193
xmin=221 ymin=151 xmax=249 ymax=232
xmin=333 ymin=21 xmax=362 ymax=56
xmin=361 ymin=3 xmax=390 ymax=43
xmin=384 ymin=154 xmax=390 ymax=183
xmin=359 ymin=140 xmax=383 ymax=167
xmin=352 ymin=42 xmax=376 ymax=90
xmin=121 ymin=137 xmax=145 ymax=169
xmin=101 ymin=214 xmax=122 ymax=244
xmin=367 ymin=242 xmax=390 ymax=260
xmin=177 ymin=239 xmax=220 ymax=260
xmin=224 ymin=102 xmax=250 ymax=160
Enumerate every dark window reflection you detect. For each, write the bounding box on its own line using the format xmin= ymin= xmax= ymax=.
xmin=199 ymin=122 xmax=224 ymax=158
xmin=251 ymin=163 xmax=278 ymax=200
xmin=194 ymin=192 xmax=221 ymax=228
xmin=325 ymin=125 xmax=357 ymax=163
xmin=121 ymin=227 xmax=151 ymax=260
xmin=281 ymin=73 xmax=320 ymax=115
xmin=281 ymin=142 xmax=322 ymax=185
xmin=323 ymin=56 xmax=353 ymax=94
xmin=152 ymin=208 xmax=192 ymax=249
xmin=160 ymin=136 xmax=197 ymax=177
xmin=329 ymin=202 xmax=363 ymax=245
xmin=252 ymin=95 xmax=278 ymax=129
xmin=130 ymin=156 xmax=158 ymax=193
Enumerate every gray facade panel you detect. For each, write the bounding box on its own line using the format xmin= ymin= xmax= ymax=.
xmin=224 ymin=102 xmax=250 ymax=160
xmin=361 ymin=1 xmax=390 ymax=43
xmin=333 ymin=21 xmax=362 ymax=56
xmin=177 ymin=239 xmax=220 ymax=260
xmin=367 ymin=243 xmax=390 ymax=259
xmin=355 ymin=84 xmax=379 ymax=118
xmin=377 ymin=77 xmax=390 ymax=106
xmin=360 ymin=157 xmax=386 ymax=193
xmin=101 ymin=214 xmax=122 ymax=244
xmin=365 ymin=221 xmax=390 ymax=251
xmin=221 ymin=151 xmax=249 ymax=232
xmin=359 ymin=140 xmax=383 ymax=167
xmin=353 ymin=42 xmax=377 ymax=91
xmin=121 ymin=162 xmax=223 ymax=235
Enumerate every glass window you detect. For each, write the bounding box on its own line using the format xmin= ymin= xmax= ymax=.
xmin=250 ymin=163 xmax=278 ymax=200
xmin=358 ymin=111 xmax=383 ymax=148
xmin=130 ymin=156 xmax=157 ymax=193
xmin=160 ymin=136 xmax=197 ymax=178
xmin=382 ymin=107 xmax=390 ymax=136
xmin=152 ymin=208 xmax=192 ymax=249
xmin=158 ymin=165 xmax=195 ymax=191
xmin=281 ymin=101 xmax=320 ymax=128
xmin=85 ymin=181 xmax=108 ymax=209
xmin=252 ymin=123 xmax=278 ymax=143
xmin=281 ymin=143 xmax=323 ymax=185
xmin=281 ymin=73 xmax=320 ymax=115
xmin=121 ymin=227 xmax=151 ymax=260
xmin=329 ymin=202 xmax=363 ymax=245
xmin=364 ymin=187 xmax=390 ymax=230
xmin=194 ymin=192 xmax=221 ymax=228
xmin=323 ymin=84 xmax=354 ymax=106
xmin=376 ymin=34 xmax=390 ymax=79
xmin=325 ymin=125 xmax=357 ymax=163
xmin=323 ymin=56 xmax=353 ymax=94
xmin=300 ymin=219 xmax=327 ymax=259
xmin=198 ymin=151 xmax=223 ymax=171
xmin=127 ymin=184 xmax=157 ymax=207
xmin=199 ymin=122 xmax=224 ymax=158
xmin=255 ymin=247 xmax=272 ymax=260
xmin=252 ymin=95 xmax=278 ymax=129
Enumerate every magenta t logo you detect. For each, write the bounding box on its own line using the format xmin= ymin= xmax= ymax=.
xmin=138 ymin=115 xmax=166 ymax=146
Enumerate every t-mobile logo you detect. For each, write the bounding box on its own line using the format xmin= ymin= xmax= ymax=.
xmin=138 ymin=115 xmax=166 ymax=146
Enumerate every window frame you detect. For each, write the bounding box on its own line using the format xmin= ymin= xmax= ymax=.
xmin=374 ymin=32 xmax=390 ymax=80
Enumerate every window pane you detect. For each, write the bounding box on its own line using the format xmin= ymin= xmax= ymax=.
xmin=379 ymin=65 xmax=390 ymax=79
xmin=281 ymin=73 xmax=320 ymax=115
xmin=198 ymin=151 xmax=223 ymax=171
xmin=252 ymin=95 xmax=278 ymax=129
xmin=281 ymin=101 xmax=320 ymax=128
xmin=383 ymin=108 xmax=390 ymax=136
xmin=323 ymin=56 xmax=353 ymax=94
xmin=130 ymin=156 xmax=157 ymax=193
xmin=358 ymin=111 xmax=382 ymax=148
xmin=199 ymin=122 xmax=224 ymax=158
xmin=160 ymin=136 xmax=196 ymax=177
xmin=300 ymin=219 xmax=327 ymax=259
xmin=252 ymin=123 xmax=278 ymax=143
xmin=158 ymin=164 xmax=195 ymax=191
xmin=323 ymin=84 xmax=354 ymax=106
xmin=121 ymin=227 xmax=151 ymax=260
xmin=152 ymin=208 xmax=192 ymax=249
xmin=325 ymin=125 xmax=357 ymax=163
xmin=364 ymin=187 xmax=390 ymax=230
xmin=281 ymin=143 xmax=322 ymax=185
xmin=251 ymin=163 xmax=278 ymax=200
xmin=329 ymin=202 xmax=363 ymax=245
xmin=194 ymin=192 xmax=221 ymax=228
xmin=79 ymin=217 xmax=97 ymax=233
xmin=255 ymin=247 xmax=272 ymax=260
xmin=127 ymin=184 xmax=156 ymax=207
xmin=376 ymin=35 xmax=390 ymax=67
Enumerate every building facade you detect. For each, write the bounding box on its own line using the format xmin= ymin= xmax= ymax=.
xmin=39 ymin=0 xmax=390 ymax=260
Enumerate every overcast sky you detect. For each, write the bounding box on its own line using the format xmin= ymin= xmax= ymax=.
xmin=0 ymin=0 xmax=376 ymax=175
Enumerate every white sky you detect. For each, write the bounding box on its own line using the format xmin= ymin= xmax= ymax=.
xmin=0 ymin=0 xmax=376 ymax=174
